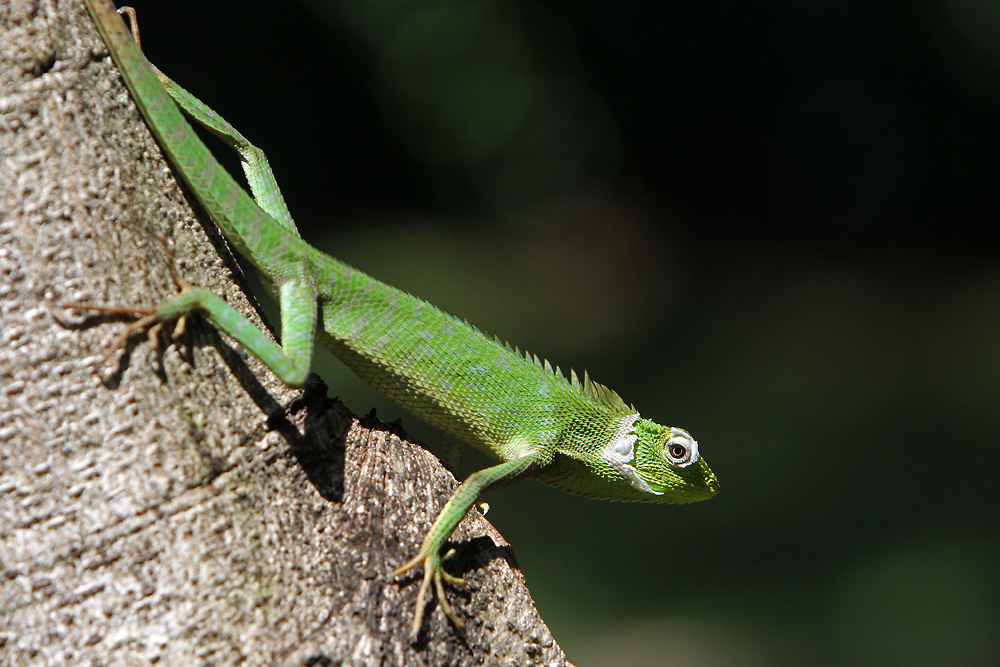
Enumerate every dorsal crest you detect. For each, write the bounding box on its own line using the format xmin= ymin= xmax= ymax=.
xmin=451 ymin=315 xmax=634 ymax=414
xmin=567 ymin=368 xmax=633 ymax=412
xmin=495 ymin=333 xmax=633 ymax=412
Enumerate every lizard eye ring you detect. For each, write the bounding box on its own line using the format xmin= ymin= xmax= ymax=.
xmin=664 ymin=428 xmax=699 ymax=467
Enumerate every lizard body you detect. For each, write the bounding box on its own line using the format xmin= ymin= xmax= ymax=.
xmin=80 ymin=0 xmax=718 ymax=637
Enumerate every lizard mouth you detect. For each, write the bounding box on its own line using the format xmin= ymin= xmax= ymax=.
xmin=677 ymin=457 xmax=720 ymax=501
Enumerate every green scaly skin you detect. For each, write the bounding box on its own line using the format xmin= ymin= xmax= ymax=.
xmin=82 ymin=0 xmax=719 ymax=638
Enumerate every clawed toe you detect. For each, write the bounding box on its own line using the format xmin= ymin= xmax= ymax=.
xmin=394 ymin=550 xmax=468 ymax=638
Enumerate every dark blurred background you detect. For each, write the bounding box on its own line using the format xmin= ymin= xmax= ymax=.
xmin=122 ymin=1 xmax=1000 ymax=663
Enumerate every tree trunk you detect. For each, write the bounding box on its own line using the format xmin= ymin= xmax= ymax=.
xmin=0 ymin=1 xmax=568 ymax=664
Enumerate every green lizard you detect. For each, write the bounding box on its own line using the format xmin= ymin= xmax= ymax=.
xmin=78 ymin=0 xmax=719 ymax=637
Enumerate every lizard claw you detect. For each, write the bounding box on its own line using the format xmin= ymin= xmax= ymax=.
xmin=57 ymin=303 xmax=159 ymax=375
xmin=393 ymin=549 xmax=467 ymax=638
xmin=57 ymin=234 xmax=199 ymax=376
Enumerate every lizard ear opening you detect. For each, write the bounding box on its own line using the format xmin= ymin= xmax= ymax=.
xmin=664 ymin=428 xmax=699 ymax=468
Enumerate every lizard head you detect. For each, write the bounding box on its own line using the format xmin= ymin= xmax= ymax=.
xmin=601 ymin=415 xmax=719 ymax=503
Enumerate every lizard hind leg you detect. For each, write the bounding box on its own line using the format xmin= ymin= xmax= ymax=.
xmin=62 ymin=230 xmax=312 ymax=387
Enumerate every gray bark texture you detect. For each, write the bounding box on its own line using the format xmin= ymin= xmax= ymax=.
xmin=0 ymin=1 xmax=569 ymax=664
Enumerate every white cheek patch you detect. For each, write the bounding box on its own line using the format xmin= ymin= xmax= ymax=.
xmin=603 ymin=413 xmax=663 ymax=496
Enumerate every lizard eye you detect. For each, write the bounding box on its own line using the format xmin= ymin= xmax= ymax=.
xmin=664 ymin=428 xmax=699 ymax=468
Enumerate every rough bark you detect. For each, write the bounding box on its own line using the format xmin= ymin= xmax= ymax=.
xmin=0 ymin=1 xmax=568 ymax=664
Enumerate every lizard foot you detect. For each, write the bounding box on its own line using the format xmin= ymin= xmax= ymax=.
xmin=392 ymin=547 xmax=467 ymax=638
xmin=57 ymin=234 xmax=197 ymax=376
